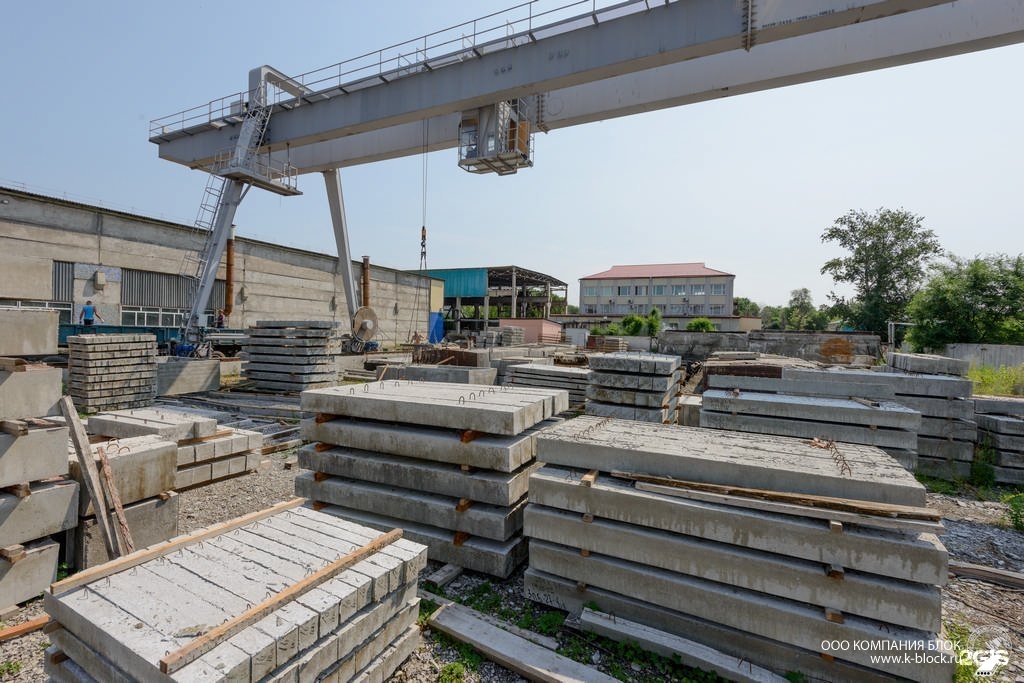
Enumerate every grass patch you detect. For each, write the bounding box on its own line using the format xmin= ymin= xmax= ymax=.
xmin=1005 ymin=492 xmax=1024 ymax=532
xmin=556 ymin=631 xmax=725 ymax=683
xmin=969 ymin=445 xmax=997 ymax=488
xmin=969 ymin=364 xmax=1024 ymax=397
xmin=0 ymin=660 xmax=22 ymax=676
xmin=946 ymin=621 xmax=980 ymax=683
xmin=916 ymin=473 xmax=960 ymax=495
xmin=437 ymin=661 xmax=466 ymax=683
xmin=417 ymin=598 xmax=440 ymax=626
xmin=459 ymin=581 xmax=502 ymax=614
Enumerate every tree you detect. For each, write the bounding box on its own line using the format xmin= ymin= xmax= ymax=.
xmin=760 ymin=305 xmax=784 ymax=330
xmin=906 ymin=254 xmax=1024 ymax=351
xmin=733 ymin=297 xmax=760 ymax=317
xmin=686 ymin=317 xmax=717 ymax=332
xmin=646 ymin=307 xmax=663 ymax=336
xmin=820 ymin=208 xmax=943 ymax=336
xmin=621 ymin=314 xmax=647 ymax=336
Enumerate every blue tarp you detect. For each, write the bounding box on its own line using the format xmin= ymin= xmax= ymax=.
xmin=428 ymin=312 xmax=444 ymax=343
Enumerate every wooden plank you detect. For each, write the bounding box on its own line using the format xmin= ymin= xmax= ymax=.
xmin=611 ymin=470 xmax=940 ymax=521
xmin=96 ymin=446 xmax=135 ymax=554
xmin=428 ymin=602 xmax=619 ymax=683
xmin=0 ymin=358 xmax=27 ymax=373
xmin=634 ymin=482 xmax=944 ymax=534
xmin=0 ymin=615 xmax=49 ymax=642
xmin=0 ymin=420 xmax=27 ymax=436
xmin=581 ymin=470 xmax=598 ymax=487
xmin=949 ymin=560 xmax=1024 ymax=589
xmin=59 ymin=396 xmax=119 ymax=560
xmin=159 ymin=527 xmax=403 ymax=674
xmin=0 ymin=545 xmax=25 ymax=563
xmin=418 ymin=589 xmax=558 ymax=650
xmin=50 ymin=497 xmax=303 ymax=595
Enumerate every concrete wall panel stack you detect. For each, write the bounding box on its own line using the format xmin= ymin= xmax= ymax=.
xmin=377 ymin=364 xmax=498 ymax=385
xmin=975 ymin=396 xmax=1024 ymax=485
xmin=298 ymin=381 xmax=568 ymax=577
xmin=507 ymin=364 xmax=590 ymax=406
xmin=0 ymin=308 xmax=58 ymax=357
xmin=0 ymin=365 xmax=76 ymax=611
xmin=524 ymin=416 xmax=950 ymax=683
xmin=492 ymin=356 xmax=553 ymax=384
xmin=67 ymin=334 xmax=157 ymax=412
xmin=591 ymin=336 xmax=629 ymax=352
xmin=45 ymin=504 xmax=428 ymax=682
xmin=156 ymin=357 xmax=221 ymax=395
xmin=243 ymin=320 xmax=340 ymax=392
xmin=498 ymin=326 xmax=525 ymax=346
xmin=586 ymin=352 xmax=681 ymax=423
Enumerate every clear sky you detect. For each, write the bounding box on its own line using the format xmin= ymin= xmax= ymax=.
xmin=3 ymin=1 xmax=1022 ymax=310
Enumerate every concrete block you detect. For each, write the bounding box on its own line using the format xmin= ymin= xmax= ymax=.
xmin=296 ymin=472 xmax=525 ymax=541
xmin=678 ymin=395 xmax=701 ymax=426
xmin=994 ymin=450 xmax=1024 ymax=468
xmin=587 ymin=385 xmax=677 ymax=408
xmin=588 ymin=352 xmax=681 ymax=375
xmin=887 ymin=353 xmax=968 ymax=377
xmin=917 ymin=437 xmax=975 ymax=462
xmin=586 ymin=400 xmax=678 ymax=423
xmin=919 ymin=417 xmax=977 ymax=441
xmin=706 ymin=374 xmax=895 ymax=400
xmin=0 ymin=539 xmax=58 ymax=609
xmin=0 ymin=425 xmax=68 ymax=487
xmin=0 ymin=366 xmax=61 ymax=418
xmin=315 ymin=503 xmax=527 ymax=578
xmin=973 ymin=395 xmax=1024 ymax=417
xmin=0 ymin=479 xmax=78 ymax=547
xmin=994 ymin=465 xmax=1024 ymax=485
xmin=86 ymin=408 xmax=217 ymax=441
xmin=702 ymin=390 xmax=921 ymax=430
xmin=155 ymin=358 xmax=220 ymax=395
xmin=699 ymin=410 xmax=919 ymax=450
xmin=588 ymin=370 xmax=681 ymax=392
xmin=0 ymin=308 xmax=58 ymax=356
xmin=895 ymin=395 xmax=974 ymax=421
xmin=528 ymin=467 xmax=946 ymax=584
xmin=75 ymin=493 xmax=179 ymax=569
xmin=524 ymin=505 xmax=940 ymax=631
xmin=377 ymin=365 xmax=498 ymax=385
xmin=175 ymin=462 xmax=211 ymax=489
xmin=783 ymin=367 xmax=972 ymax=399
xmin=302 ymin=417 xmax=549 ymax=472
xmin=69 ymin=436 xmax=176 ymax=515
xmin=915 ymin=456 xmax=971 ymax=481
xmin=298 ymin=445 xmax=539 ymax=506
xmin=976 ymin=414 xmax=1024 ymax=435
xmin=980 ymin=431 xmax=1024 ymax=453
xmin=538 ymin=417 xmax=926 ymax=507
xmin=883 ymin=448 xmax=919 ymax=471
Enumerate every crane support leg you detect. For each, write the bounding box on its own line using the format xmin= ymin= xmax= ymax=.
xmin=182 ymin=179 xmax=245 ymax=342
xmin=323 ymin=169 xmax=359 ymax=326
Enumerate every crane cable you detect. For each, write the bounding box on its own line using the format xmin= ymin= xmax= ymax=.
xmin=406 ymin=119 xmax=429 ymax=342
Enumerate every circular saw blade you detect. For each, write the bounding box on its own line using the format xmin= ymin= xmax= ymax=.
xmin=352 ymin=306 xmax=379 ymax=342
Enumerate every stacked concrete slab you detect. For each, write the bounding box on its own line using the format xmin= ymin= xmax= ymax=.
xmin=244 ymin=320 xmax=340 ymax=392
xmin=787 ymin=367 xmax=976 ymax=480
xmin=156 ymin=357 xmax=220 ymax=395
xmin=45 ymin=503 xmax=427 ymax=682
xmin=67 ymin=334 xmax=157 ymax=412
xmin=298 ymin=380 xmax=568 ymax=578
xmin=586 ymin=352 xmax=681 ymax=423
xmin=592 ymin=336 xmax=629 ymax=352
xmin=498 ymin=326 xmax=525 ymax=346
xmin=492 ymin=356 xmax=553 ymax=384
xmin=524 ymin=416 xmax=951 ymax=682
xmin=377 ymin=364 xmax=497 ymax=385
xmin=975 ymin=396 xmax=1024 ymax=485
xmin=86 ymin=406 xmax=264 ymax=492
xmin=0 ymin=364 xmax=75 ymax=611
xmin=507 ymin=364 xmax=590 ymax=406
xmin=699 ymin=373 xmax=921 ymax=470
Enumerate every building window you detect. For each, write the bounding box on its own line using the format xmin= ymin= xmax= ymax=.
xmin=0 ymin=299 xmax=73 ymax=325
xmin=584 ymin=305 xmax=597 ymax=314
xmin=711 ymin=283 xmax=726 ymax=296
xmin=691 ymin=304 xmax=705 ymax=315
xmin=634 ymin=286 xmax=647 ymax=296
xmin=600 ymin=286 xmax=614 ymax=297
xmin=583 ymin=286 xmax=598 ymax=297
xmin=667 ymin=303 xmax=686 ymax=314
xmin=691 ymin=285 xmax=705 ymax=296
xmin=709 ymin=304 xmax=724 ymax=315
xmin=670 ymin=285 xmax=686 ymax=296
xmin=617 ymin=286 xmax=631 ymax=296
xmin=652 ymin=285 xmax=666 ymax=296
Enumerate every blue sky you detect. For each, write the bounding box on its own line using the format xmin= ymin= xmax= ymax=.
xmin=3 ymin=1 xmax=1022 ymax=309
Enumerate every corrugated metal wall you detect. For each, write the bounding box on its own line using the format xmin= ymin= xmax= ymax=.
xmin=121 ymin=268 xmax=224 ymax=309
xmin=52 ymin=260 xmax=74 ymax=302
xmin=423 ymin=268 xmax=488 ymax=298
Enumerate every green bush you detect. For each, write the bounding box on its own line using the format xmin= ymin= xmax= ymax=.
xmin=1005 ymin=493 xmax=1024 ymax=532
xmin=686 ymin=317 xmax=716 ymax=332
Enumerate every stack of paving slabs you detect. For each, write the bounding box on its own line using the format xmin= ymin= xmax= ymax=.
xmin=523 ymin=416 xmax=951 ymax=683
xmin=67 ymin=334 xmax=157 ymax=412
xmin=586 ymin=352 xmax=681 ymax=423
xmin=498 ymin=326 xmax=525 ymax=346
xmin=244 ymin=320 xmax=340 ymax=392
xmin=492 ymin=356 xmax=552 ymax=385
xmin=86 ymin=406 xmax=264 ymax=492
xmin=44 ymin=500 xmax=427 ymax=683
xmin=0 ymin=362 xmax=75 ymax=610
xmin=591 ymin=336 xmax=629 ymax=352
xmin=785 ymin=366 xmax=976 ymax=480
xmin=699 ymin=372 xmax=922 ymax=470
xmin=297 ymin=380 xmax=568 ymax=578
xmin=974 ymin=395 xmax=1024 ymax=486
xmin=506 ymin=363 xmax=590 ymax=406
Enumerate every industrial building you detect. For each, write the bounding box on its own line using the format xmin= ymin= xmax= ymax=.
xmin=0 ymin=186 xmax=442 ymax=345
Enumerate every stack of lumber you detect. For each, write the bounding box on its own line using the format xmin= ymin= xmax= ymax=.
xmin=507 ymin=364 xmax=590 ymax=405
xmin=786 ymin=367 xmax=976 ymax=480
xmin=524 ymin=416 xmax=951 ymax=683
xmin=67 ymin=334 xmax=157 ymax=412
xmin=591 ymin=336 xmax=629 ymax=352
xmin=699 ymin=373 xmax=921 ymax=470
xmin=243 ymin=320 xmax=340 ymax=392
xmin=586 ymin=352 xmax=681 ymax=423
xmin=492 ymin=356 xmax=552 ymax=385
xmin=297 ymin=381 xmax=567 ymax=578
xmin=86 ymin=406 xmax=264 ymax=492
xmin=156 ymin=357 xmax=220 ymax=395
xmin=0 ymin=362 xmax=75 ymax=611
xmin=44 ymin=500 xmax=427 ymax=683
xmin=975 ymin=396 xmax=1024 ymax=485
xmin=498 ymin=326 xmax=525 ymax=346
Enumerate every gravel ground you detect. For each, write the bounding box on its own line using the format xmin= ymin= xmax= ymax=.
xmin=4 ymin=456 xmax=1024 ymax=682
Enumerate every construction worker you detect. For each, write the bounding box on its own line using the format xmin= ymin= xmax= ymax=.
xmin=79 ymin=300 xmax=103 ymax=326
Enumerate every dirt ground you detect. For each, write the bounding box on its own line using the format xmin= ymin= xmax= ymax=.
xmin=3 ymin=455 xmax=1023 ymax=682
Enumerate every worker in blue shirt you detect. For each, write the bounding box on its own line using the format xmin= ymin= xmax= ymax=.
xmin=79 ymin=300 xmax=103 ymax=326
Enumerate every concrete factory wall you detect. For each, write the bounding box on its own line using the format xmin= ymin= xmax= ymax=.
xmin=659 ymin=330 xmax=881 ymax=362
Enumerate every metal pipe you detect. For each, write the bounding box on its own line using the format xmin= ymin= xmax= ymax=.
xmin=223 ymin=226 xmax=235 ymax=317
xmin=361 ymin=255 xmax=371 ymax=308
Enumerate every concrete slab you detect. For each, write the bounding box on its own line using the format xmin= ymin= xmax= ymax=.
xmin=86 ymin=408 xmax=217 ymax=441
xmin=254 ymin=320 xmax=339 ymax=329
xmin=979 ymin=431 xmax=1024 ymax=452
xmin=0 ymin=539 xmax=58 ymax=609
xmin=994 ymin=465 xmax=1024 ymax=485
xmin=0 ymin=366 xmax=62 ymax=418
xmin=524 ymin=505 xmax=940 ymax=631
xmin=0 ymin=479 xmax=78 ymax=547
xmin=0 ymin=425 xmax=68 ymax=487
xmin=994 ymin=450 xmax=1024 ymax=468
xmin=702 ymin=390 xmax=921 ymax=430
xmin=75 ymin=492 xmax=179 ymax=569
xmin=302 ymin=417 xmax=551 ymax=472
xmin=587 ymin=385 xmax=677 ymax=408
xmin=243 ymin=361 xmax=336 ymax=373
xmin=69 ymin=435 xmax=176 ymax=515
xmin=919 ymin=417 xmax=977 ymax=441
xmin=887 ymin=353 xmax=968 ymax=377
xmin=586 ymin=400 xmax=678 ymax=423
xmin=915 ymin=456 xmax=971 ymax=481
xmin=538 ymin=417 xmax=926 ymax=506
xmin=589 ymin=370 xmax=680 ymax=392
xmin=528 ymin=467 xmax=946 ymax=584
xmin=296 ymin=472 xmax=525 ymax=541
xmin=0 ymin=308 xmax=58 ymax=356
xmin=917 ymin=437 xmax=975 ymax=462
xmin=678 ymin=395 xmax=702 ymax=426
xmin=883 ymin=448 xmax=919 ymax=471
xmin=377 ymin=365 xmax=498 ymax=385
xmin=976 ymin=414 xmax=1024 ymax=435
xmin=783 ymin=368 xmax=972 ymax=399
xmin=973 ymin=395 xmax=1024 ymax=417
xmin=699 ymin=411 xmax=919 ymax=450
xmin=588 ymin=352 xmax=681 ymax=375
xmin=706 ymin=374 xmax=895 ymax=400
xmin=298 ymin=445 xmax=539 ymax=506
xmin=156 ymin=358 xmax=220 ymax=395
xmin=528 ymin=541 xmax=947 ymax=681
xmin=315 ymin=503 xmax=527 ymax=578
